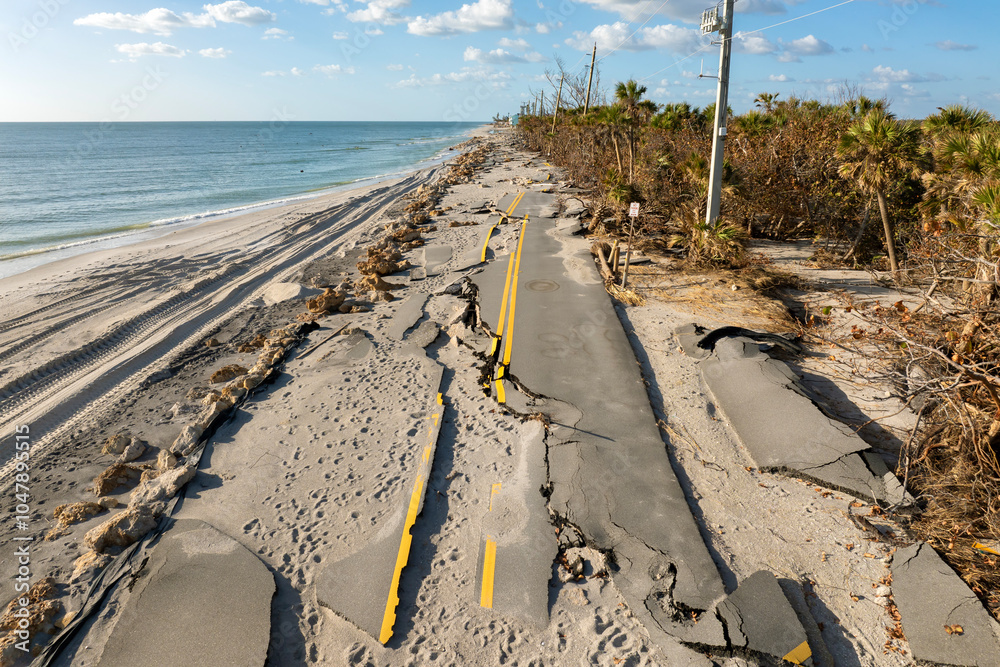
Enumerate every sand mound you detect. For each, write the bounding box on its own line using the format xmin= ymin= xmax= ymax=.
xmin=93 ymin=463 xmax=144 ymax=496
xmin=209 ymin=364 xmax=247 ymax=384
xmin=354 ymin=274 xmax=403 ymax=292
xmin=306 ymin=288 xmax=346 ymax=314
xmin=84 ymin=505 xmax=160 ymax=554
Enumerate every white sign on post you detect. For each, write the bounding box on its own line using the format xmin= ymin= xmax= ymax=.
xmin=628 ymin=202 xmax=640 ymax=217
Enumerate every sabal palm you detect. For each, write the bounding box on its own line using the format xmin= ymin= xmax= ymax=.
xmin=613 ymin=79 xmax=657 ymax=183
xmin=922 ymin=124 xmax=1000 ymax=227
xmin=597 ymin=105 xmax=628 ymax=173
xmin=837 ymin=108 xmax=921 ymax=274
xmin=923 ymin=105 xmax=993 ymax=141
xmin=753 ymin=92 xmax=779 ymax=113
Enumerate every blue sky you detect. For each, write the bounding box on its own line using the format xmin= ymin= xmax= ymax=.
xmin=1 ymin=0 xmax=995 ymax=122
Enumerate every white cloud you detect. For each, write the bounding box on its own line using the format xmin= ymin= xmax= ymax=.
xmin=901 ymin=83 xmax=930 ymax=98
xmin=535 ymin=21 xmax=561 ymax=33
xmin=464 ymin=45 xmax=545 ymax=64
xmin=346 ymin=0 xmax=410 ymax=25
xmin=573 ymin=0 xmax=807 ymax=23
xmin=565 ymin=21 xmax=704 ymax=55
xmin=75 ymin=9 xmax=214 ymax=36
xmin=934 ymin=40 xmax=976 ymax=51
xmin=263 ymin=27 xmax=292 ymax=40
xmin=395 ymin=66 xmax=511 ymax=87
xmin=641 ymin=24 xmax=705 ymax=52
xmin=781 ymin=34 xmax=834 ymax=56
xmin=115 ymin=42 xmax=186 ymax=60
xmin=869 ymin=65 xmax=944 ymax=83
xmin=734 ymin=31 xmax=776 ymax=55
xmin=365 ymin=26 xmax=384 ymax=35
xmin=408 ymin=0 xmax=513 ymax=36
xmin=291 ymin=67 xmax=305 ymax=76
xmin=498 ymin=37 xmax=530 ymax=50
xmin=768 ymin=73 xmax=793 ymax=82
xmin=387 ymin=63 xmax=404 ymax=70
xmin=262 ymin=70 xmax=285 ymax=76
xmin=204 ymin=1 xmax=276 ymax=26
xmin=332 ymin=31 xmax=349 ymax=39
xmin=199 ymin=47 xmax=231 ymax=58
xmin=76 ymin=3 xmax=274 ymax=35
xmin=314 ymin=63 xmax=356 ymax=75
xmin=777 ymin=52 xmax=800 ymax=63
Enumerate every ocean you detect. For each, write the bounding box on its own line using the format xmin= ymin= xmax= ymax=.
xmin=0 ymin=121 xmax=481 ymax=278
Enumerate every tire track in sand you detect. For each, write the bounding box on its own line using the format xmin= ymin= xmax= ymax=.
xmin=0 ymin=168 xmax=439 ymax=484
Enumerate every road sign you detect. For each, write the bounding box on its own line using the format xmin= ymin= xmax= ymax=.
xmin=628 ymin=202 xmax=639 ymax=217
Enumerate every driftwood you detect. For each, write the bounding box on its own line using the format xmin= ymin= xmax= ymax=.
xmin=594 ymin=245 xmax=614 ymax=282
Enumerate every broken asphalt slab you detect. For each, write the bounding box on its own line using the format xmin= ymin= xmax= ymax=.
xmin=315 ymin=357 xmax=446 ymax=644
xmin=892 ymin=542 xmax=1000 ymax=666
xmin=472 ymin=191 xmax=820 ymax=663
xmin=717 ymin=571 xmax=813 ymax=665
xmin=473 ymin=421 xmax=557 ymax=628
xmin=81 ymin=519 xmax=275 ymax=667
xmin=387 ymin=292 xmax=428 ymax=340
xmin=681 ymin=326 xmax=908 ymax=505
xmin=420 ymin=245 xmax=452 ymax=276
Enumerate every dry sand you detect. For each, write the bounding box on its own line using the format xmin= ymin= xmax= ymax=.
xmin=0 ymin=127 xmax=925 ymax=666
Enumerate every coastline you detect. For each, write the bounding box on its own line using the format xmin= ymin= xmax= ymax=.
xmin=0 ymin=125 xmax=934 ymax=667
xmin=0 ymin=122 xmax=487 ymax=281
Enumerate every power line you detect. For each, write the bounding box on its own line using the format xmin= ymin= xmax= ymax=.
xmin=636 ymin=0 xmax=858 ymax=83
xmin=731 ymin=0 xmax=857 ymax=39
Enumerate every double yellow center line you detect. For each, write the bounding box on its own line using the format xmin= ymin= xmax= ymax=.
xmin=479 ymin=191 xmax=524 ymax=264
xmin=491 ymin=210 xmax=528 ymax=404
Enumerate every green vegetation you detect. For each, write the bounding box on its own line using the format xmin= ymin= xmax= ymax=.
xmin=517 ymin=89 xmax=1000 ymax=618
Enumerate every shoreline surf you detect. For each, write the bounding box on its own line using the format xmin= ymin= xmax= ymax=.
xmin=0 ymin=123 xmax=484 ymax=279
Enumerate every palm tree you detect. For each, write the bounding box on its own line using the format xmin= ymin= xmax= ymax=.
xmin=836 ymin=108 xmax=921 ymax=275
xmin=596 ymin=105 xmax=628 ymax=174
xmin=843 ymin=95 xmax=887 ymax=119
xmin=614 ymin=79 xmax=658 ymax=183
xmin=651 ymin=103 xmax=700 ymax=131
xmin=922 ymin=105 xmax=993 ymax=141
xmin=753 ymin=92 xmax=779 ymax=113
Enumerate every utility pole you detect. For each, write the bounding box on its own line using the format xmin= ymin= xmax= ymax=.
xmin=551 ymin=74 xmax=564 ymax=133
xmin=703 ymin=0 xmax=734 ymax=227
xmin=584 ymin=43 xmax=596 ymax=115
xmin=540 ymin=91 xmax=545 ymax=117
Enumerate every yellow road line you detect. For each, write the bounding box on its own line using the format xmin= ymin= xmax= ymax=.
xmin=489 ymin=482 xmax=502 ymax=511
xmin=378 ymin=396 xmax=445 ymax=644
xmin=490 ymin=249 xmax=517 ymax=357
xmin=494 ymin=365 xmax=506 ymax=403
xmin=480 ymin=538 xmax=497 ymax=608
xmin=505 ymin=192 xmax=524 ymax=218
xmin=782 ymin=640 xmax=812 ymax=665
xmin=379 ymin=472 xmax=424 ymax=644
xmin=501 ymin=217 xmax=528 ymax=367
xmin=480 ymin=223 xmax=498 ymax=263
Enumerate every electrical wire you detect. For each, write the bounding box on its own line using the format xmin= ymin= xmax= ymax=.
xmin=635 ymin=0 xmax=858 ymax=82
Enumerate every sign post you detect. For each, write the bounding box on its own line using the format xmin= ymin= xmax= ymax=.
xmin=622 ymin=203 xmax=639 ymax=287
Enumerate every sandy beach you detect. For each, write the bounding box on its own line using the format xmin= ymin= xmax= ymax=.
xmin=0 ymin=126 xmax=976 ymax=667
